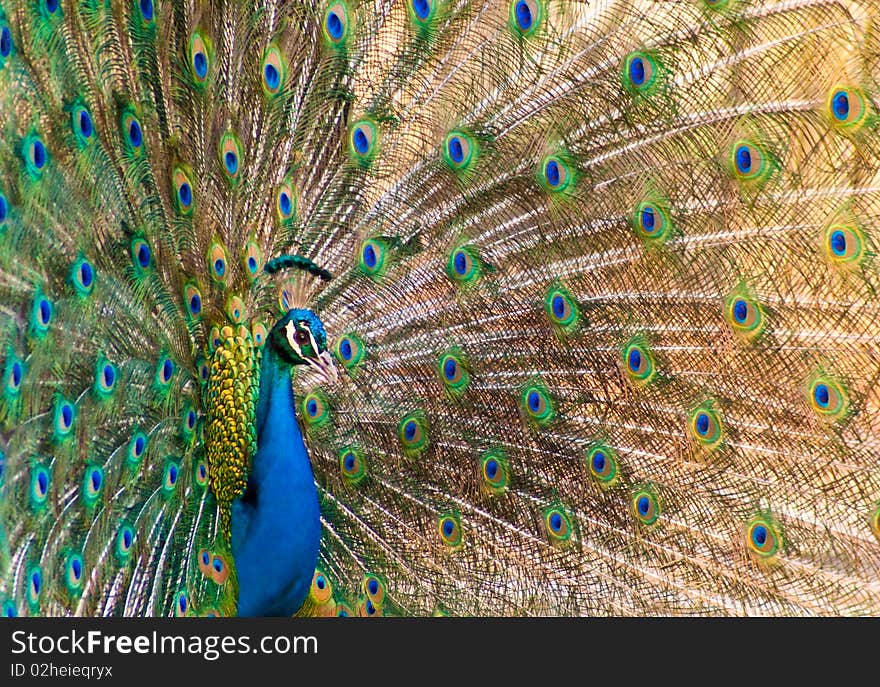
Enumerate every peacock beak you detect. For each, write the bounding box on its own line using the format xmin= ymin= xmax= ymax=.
xmin=307 ymin=350 xmax=338 ymax=386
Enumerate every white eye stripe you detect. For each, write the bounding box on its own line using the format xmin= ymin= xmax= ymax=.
xmin=284 ymin=321 xmax=303 ymax=357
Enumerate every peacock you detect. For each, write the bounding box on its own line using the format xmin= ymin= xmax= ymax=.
xmin=1 ymin=0 xmax=879 ymax=618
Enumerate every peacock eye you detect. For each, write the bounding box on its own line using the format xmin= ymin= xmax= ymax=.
xmin=295 ymin=329 xmax=309 ymax=345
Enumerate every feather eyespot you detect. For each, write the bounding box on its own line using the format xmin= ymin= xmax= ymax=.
xmin=30 ymin=466 xmax=50 ymax=509
xmin=162 ymin=459 xmax=180 ymax=494
xmin=398 ymin=412 xmax=428 ymax=456
xmin=362 ymin=574 xmax=385 ymax=606
xmin=4 ymin=355 xmax=23 ymax=395
xmin=359 ymin=239 xmax=387 ymax=277
xmin=128 ymin=431 xmax=148 ymax=466
xmin=725 ymin=293 xmax=764 ymax=338
xmin=121 ymin=112 xmax=144 ymax=152
xmin=172 ymin=166 xmax=194 ymax=215
xmin=511 ymin=0 xmax=542 ymax=36
xmin=115 ymin=524 xmax=135 ymax=561
xmin=827 ymin=87 xmax=868 ymax=131
xmin=183 ymin=283 xmax=202 ymax=318
xmin=544 ymin=506 xmax=572 ymax=543
xmin=72 ymin=106 xmax=93 ymax=143
xmin=540 ymin=155 xmax=572 ymax=193
xmin=276 ymin=180 xmax=297 ymax=223
xmin=137 ymin=0 xmax=154 ymax=23
xmin=447 ymin=245 xmax=481 ymax=284
xmin=632 ymin=487 xmax=660 ymax=525
xmin=438 ymin=350 xmax=470 ymax=394
xmin=522 ymin=384 xmax=554 ymax=425
xmin=746 ymin=517 xmax=782 ymax=560
xmin=443 ymin=131 xmax=476 ymax=172
xmin=94 ymin=359 xmax=118 ymax=398
xmin=81 ymin=465 xmax=104 ymax=508
xmin=825 ymin=224 xmax=865 ymax=265
xmin=26 ymin=566 xmax=42 ymax=608
xmin=545 ymin=287 xmax=578 ymax=330
xmin=339 ymin=446 xmax=366 ymax=485
xmin=349 ymin=120 xmax=378 ymax=164
xmin=311 ymin=571 xmax=333 ymax=603
xmin=808 ymin=376 xmax=848 ymax=419
xmin=302 ymin=392 xmax=330 ymax=427
xmin=24 ymin=134 xmax=48 ymax=176
xmin=54 ymin=397 xmax=75 ymax=438
xmin=623 ymin=52 xmax=657 ymax=92
xmin=335 ymin=334 xmax=364 ymax=369
xmin=219 ymin=132 xmax=243 ymax=182
xmin=0 ymin=24 xmax=12 ymax=60
xmin=587 ymin=445 xmax=619 ymax=486
xmin=323 ymin=1 xmax=351 ymax=45
xmin=261 ymin=45 xmax=287 ymax=96
xmin=410 ymin=0 xmax=434 ymax=24
xmin=438 ymin=514 xmax=462 ymax=547
xmin=189 ymin=31 xmax=211 ymax=84
xmin=131 ymin=238 xmax=152 ymax=272
xmin=480 ymin=450 xmax=509 ymax=493
xmin=0 ymin=192 xmax=7 ymax=225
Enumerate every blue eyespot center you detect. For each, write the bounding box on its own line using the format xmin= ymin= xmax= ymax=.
xmin=545 ymin=159 xmax=560 ymax=187
xmin=134 ymin=436 xmax=145 ymax=456
xmin=592 ymin=451 xmax=606 ymax=473
xmin=247 ymin=256 xmax=257 ymax=272
xmin=627 ymin=348 xmax=642 ymax=372
xmin=640 ymin=206 xmax=656 ymax=232
xmin=201 ymin=551 xmax=209 ymax=565
xmin=830 ymin=230 xmax=847 ymax=256
xmin=316 ymin=576 xmax=326 ymax=590
xmin=528 ymin=390 xmax=541 ymax=412
xmin=629 ymin=56 xmax=645 ymax=86
xmin=515 ymin=1 xmax=533 ymax=30
xmin=214 ymin=258 xmax=225 ymax=276
xmin=832 ymin=91 xmax=850 ymax=120
xmin=189 ymin=293 xmax=201 ymax=315
xmin=178 ymin=182 xmax=192 ymax=207
xmin=404 ymin=420 xmax=417 ymax=441
xmin=46 ymin=0 xmax=59 ymax=13
xmin=139 ymin=0 xmax=153 ymax=21
xmin=485 ymin=459 xmax=498 ymax=479
xmin=39 ymin=299 xmax=51 ymax=324
xmin=448 ymin=136 xmax=464 ymax=164
xmin=412 ymin=0 xmax=430 ymax=20
xmin=549 ymin=512 xmax=562 ymax=532
xmin=129 ymin=120 xmax=142 ymax=148
xmin=735 ymin=145 xmax=752 ymax=174
xmin=71 ymin=557 xmax=82 ymax=579
xmin=0 ymin=195 xmax=7 ymax=222
xmin=442 ymin=519 xmax=455 ymax=536
xmin=813 ymin=383 xmax=830 ymax=408
xmin=90 ymin=469 xmax=102 ymax=491
xmin=363 ymin=243 xmax=377 ymax=269
xmin=224 ymin=151 xmax=238 ymax=175
xmin=340 ymin=338 xmax=352 ymax=360
xmin=162 ymin=359 xmax=174 ymax=381
xmin=103 ymin=365 xmax=115 ymax=387
xmin=193 ymin=51 xmax=207 ymax=78
xmin=37 ymin=471 xmax=48 ymax=494
xmin=443 ymin=358 xmax=457 ymax=380
xmin=368 ymin=578 xmax=379 ymax=595
xmin=79 ymin=261 xmax=93 ymax=287
xmin=137 ymin=243 xmax=151 ymax=267
xmin=32 ymin=140 xmax=46 ymax=169
xmin=168 ymin=464 xmax=178 ymax=484
xmin=344 ymin=453 xmax=356 ymax=471
xmin=0 ymin=27 xmax=12 ymax=57
xmin=353 ymin=127 xmax=370 ymax=154
xmin=79 ymin=111 xmax=92 ymax=138
xmin=326 ymin=11 xmax=343 ymax=40
xmin=61 ymin=403 xmax=73 ymax=427
xmin=637 ymin=495 xmax=650 ymax=516
xmin=178 ymin=596 xmax=187 ymax=612
xmin=11 ymin=361 xmax=22 ymax=386
xmin=32 ymin=572 xmax=42 ymax=594
xmin=552 ymin=295 xmax=566 ymax=319
xmin=264 ymin=63 xmax=280 ymax=90
xmin=752 ymin=525 xmax=767 ymax=546
xmin=732 ymin=299 xmax=748 ymax=323
xmin=695 ymin=412 xmax=710 ymax=436
xmin=279 ymin=191 xmax=292 ymax=216
xmin=307 ymin=399 xmax=318 ymax=416
xmin=122 ymin=529 xmax=132 ymax=548
xmin=213 ymin=558 xmax=222 ymax=573
xmin=453 ymin=251 xmax=468 ymax=275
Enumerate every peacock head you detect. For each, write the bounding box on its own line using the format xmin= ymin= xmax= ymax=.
xmin=268 ymin=308 xmax=338 ymax=384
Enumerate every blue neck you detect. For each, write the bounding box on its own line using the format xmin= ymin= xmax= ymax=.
xmin=231 ymin=348 xmax=321 ymax=617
